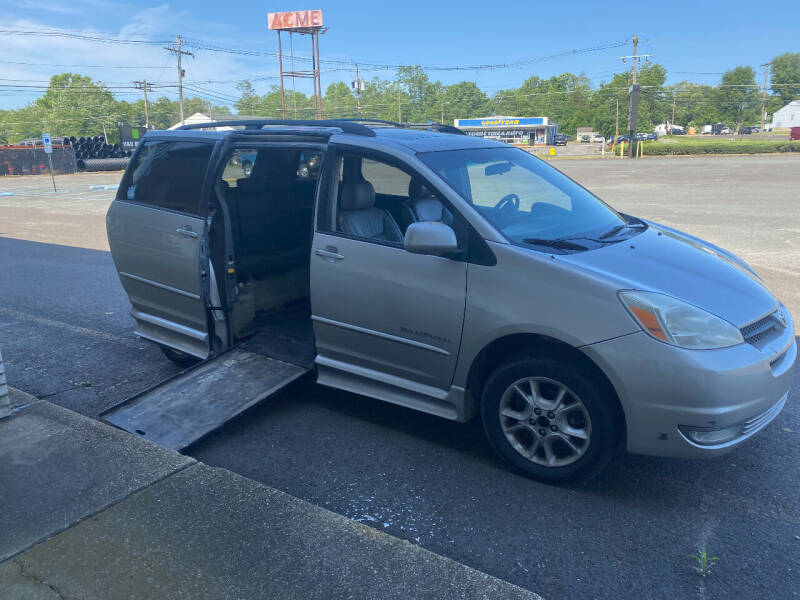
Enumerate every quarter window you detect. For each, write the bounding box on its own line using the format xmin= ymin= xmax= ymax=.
xmin=123 ymin=141 xmax=214 ymax=215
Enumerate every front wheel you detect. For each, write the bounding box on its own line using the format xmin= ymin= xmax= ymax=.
xmin=159 ymin=344 xmax=201 ymax=369
xmin=481 ymin=356 xmax=620 ymax=482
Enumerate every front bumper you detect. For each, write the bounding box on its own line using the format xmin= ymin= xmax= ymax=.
xmin=582 ymin=314 xmax=796 ymax=458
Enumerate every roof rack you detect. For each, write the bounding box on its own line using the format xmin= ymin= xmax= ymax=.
xmin=336 ymin=118 xmax=466 ymax=135
xmin=175 ymin=119 xmax=376 ymax=137
xmin=406 ymin=122 xmax=466 ymax=135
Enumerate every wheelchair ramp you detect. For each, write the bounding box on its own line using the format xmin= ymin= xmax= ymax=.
xmin=101 ymin=348 xmax=308 ymax=450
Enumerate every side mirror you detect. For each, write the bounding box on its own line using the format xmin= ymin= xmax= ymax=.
xmin=404 ymin=222 xmax=459 ymax=256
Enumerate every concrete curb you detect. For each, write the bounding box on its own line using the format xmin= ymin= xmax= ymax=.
xmin=0 ymin=397 xmax=543 ymax=599
xmin=0 ymin=350 xmax=10 ymax=419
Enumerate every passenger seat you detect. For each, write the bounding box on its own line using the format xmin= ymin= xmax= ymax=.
xmin=337 ymin=180 xmax=403 ymax=243
xmin=402 ymin=195 xmax=454 ymax=229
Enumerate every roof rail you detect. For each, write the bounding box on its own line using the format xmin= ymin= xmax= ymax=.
xmin=406 ymin=122 xmax=466 ymax=135
xmin=335 ymin=118 xmax=403 ymax=127
xmin=175 ymin=119 xmax=376 ymax=137
xmin=336 ymin=118 xmax=466 ymax=136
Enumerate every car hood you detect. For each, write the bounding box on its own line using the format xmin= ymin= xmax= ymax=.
xmin=559 ymin=223 xmax=777 ymax=327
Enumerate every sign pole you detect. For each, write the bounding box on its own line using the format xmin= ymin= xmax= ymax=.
xmin=47 ymin=154 xmax=56 ymax=192
xmin=42 ymin=133 xmax=56 ymax=192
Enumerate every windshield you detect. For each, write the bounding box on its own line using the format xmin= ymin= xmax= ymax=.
xmin=418 ymin=147 xmax=638 ymax=252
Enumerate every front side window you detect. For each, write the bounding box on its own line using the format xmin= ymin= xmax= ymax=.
xmin=123 ymin=141 xmax=214 ymax=215
xmin=419 ymin=147 xmax=642 ymax=253
xmin=319 ymin=151 xmax=466 ymax=250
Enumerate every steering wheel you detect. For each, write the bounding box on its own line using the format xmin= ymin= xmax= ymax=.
xmin=495 ymin=193 xmax=520 ymax=212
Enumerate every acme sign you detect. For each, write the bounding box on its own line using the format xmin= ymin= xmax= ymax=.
xmin=268 ymin=10 xmax=323 ymax=30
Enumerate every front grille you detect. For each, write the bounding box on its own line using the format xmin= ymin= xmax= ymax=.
xmin=741 ymin=311 xmax=780 ymax=345
xmin=741 ymin=394 xmax=787 ymax=436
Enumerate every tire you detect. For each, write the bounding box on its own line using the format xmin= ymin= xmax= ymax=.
xmin=481 ymin=355 xmax=620 ymax=482
xmin=159 ymin=345 xmax=201 ymax=369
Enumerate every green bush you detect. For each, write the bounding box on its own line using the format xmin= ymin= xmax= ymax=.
xmin=641 ymin=141 xmax=800 ymax=155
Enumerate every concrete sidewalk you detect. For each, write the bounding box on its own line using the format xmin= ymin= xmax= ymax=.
xmin=0 ymin=390 xmax=541 ymax=599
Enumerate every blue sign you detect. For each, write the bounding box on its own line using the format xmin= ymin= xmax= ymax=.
xmin=42 ymin=133 xmax=52 ymax=154
xmin=456 ymin=117 xmax=545 ymax=128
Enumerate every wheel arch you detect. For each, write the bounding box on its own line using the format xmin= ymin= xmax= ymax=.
xmin=465 ymin=332 xmax=627 ymax=449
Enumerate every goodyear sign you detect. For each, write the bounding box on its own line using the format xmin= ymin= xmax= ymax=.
xmin=456 ymin=117 xmax=545 ymax=128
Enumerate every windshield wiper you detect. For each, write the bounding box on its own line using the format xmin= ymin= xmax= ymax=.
xmin=522 ymin=238 xmax=589 ymax=251
xmin=599 ymin=224 xmax=628 ymax=239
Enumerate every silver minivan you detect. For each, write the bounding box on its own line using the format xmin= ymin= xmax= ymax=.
xmin=107 ymin=119 xmax=796 ymax=481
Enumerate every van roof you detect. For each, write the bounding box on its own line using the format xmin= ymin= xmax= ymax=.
xmin=143 ymin=119 xmax=505 ymax=154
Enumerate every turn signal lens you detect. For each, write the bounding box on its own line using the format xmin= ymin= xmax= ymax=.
xmin=619 ymin=291 xmax=744 ymax=350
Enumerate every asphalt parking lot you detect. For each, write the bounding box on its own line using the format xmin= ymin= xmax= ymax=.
xmin=1 ymin=155 xmax=798 ymax=600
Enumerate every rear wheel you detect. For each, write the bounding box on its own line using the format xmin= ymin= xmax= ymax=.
xmin=159 ymin=344 xmax=201 ymax=369
xmin=481 ymin=356 xmax=620 ymax=482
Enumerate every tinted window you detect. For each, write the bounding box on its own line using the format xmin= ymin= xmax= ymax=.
xmin=221 ymin=149 xmax=257 ymax=187
xmin=124 ymin=141 xmax=214 ymax=214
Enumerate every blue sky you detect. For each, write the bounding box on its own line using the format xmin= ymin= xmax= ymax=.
xmin=0 ymin=0 xmax=797 ymax=110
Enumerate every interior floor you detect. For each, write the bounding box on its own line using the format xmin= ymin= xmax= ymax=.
xmin=238 ymin=302 xmax=315 ymax=369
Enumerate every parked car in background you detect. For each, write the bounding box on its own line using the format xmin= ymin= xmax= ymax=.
xmin=593 ymin=135 xmax=604 ymax=143
xmin=738 ymin=126 xmax=757 ymax=135
xmin=553 ymin=133 xmax=568 ymax=146
xmin=580 ymin=134 xmax=590 ymax=143
xmin=609 ymin=134 xmax=630 ymax=147
xmin=702 ymin=125 xmax=713 ymax=135
xmin=721 ymin=126 xmax=733 ymax=135
xmin=791 ymin=127 xmax=800 ymax=141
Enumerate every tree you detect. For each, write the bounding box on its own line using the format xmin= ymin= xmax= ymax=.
xmin=665 ymin=82 xmax=719 ymax=127
xmin=323 ymin=81 xmax=357 ymax=118
xmin=395 ymin=66 xmax=443 ymax=122
xmin=716 ymin=66 xmax=760 ymax=128
xmin=234 ymin=81 xmax=260 ymax=115
xmin=440 ymin=82 xmax=491 ymax=123
xmin=770 ymin=52 xmax=800 ymax=106
xmin=34 ymin=73 xmax=120 ymax=140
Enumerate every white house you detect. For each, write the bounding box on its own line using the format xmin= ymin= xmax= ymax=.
xmin=768 ymin=100 xmax=800 ymax=129
xmin=168 ymin=112 xmax=235 ymax=130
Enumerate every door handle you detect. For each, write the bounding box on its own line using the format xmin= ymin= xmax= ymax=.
xmin=315 ymin=248 xmax=344 ymax=260
xmin=176 ymin=228 xmax=199 ymax=238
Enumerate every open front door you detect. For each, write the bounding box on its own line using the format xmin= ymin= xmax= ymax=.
xmin=107 ymin=139 xmax=216 ymax=358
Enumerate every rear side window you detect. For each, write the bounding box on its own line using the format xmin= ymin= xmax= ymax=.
xmin=123 ymin=141 xmax=214 ymax=215
xmin=221 ymin=149 xmax=257 ymax=187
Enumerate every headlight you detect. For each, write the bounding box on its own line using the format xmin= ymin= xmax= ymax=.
xmin=619 ymin=291 xmax=744 ymax=350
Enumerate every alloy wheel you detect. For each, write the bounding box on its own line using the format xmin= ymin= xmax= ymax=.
xmin=498 ymin=376 xmax=592 ymax=467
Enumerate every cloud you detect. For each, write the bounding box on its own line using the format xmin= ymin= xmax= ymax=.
xmin=0 ymin=7 xmax=291 ymax=112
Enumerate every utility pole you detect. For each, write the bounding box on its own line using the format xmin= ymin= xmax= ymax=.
xmin=133 ymin=80 xmax=153 ymax=129
xmin=398 ymin=91 xmax=402 ymax=123
xmin=441 ymin=100 xmax=445 ymax=124
xmin=353 ymin=63 xmax=362 ymax=117
xmin=164 ymin=35 xmax=194 ymax=125
xmin=671 ymin=93 xmax=676 ymax=134
xmin=615 ymin=98 xmax=619 ymax=141
xmin=619 ymin=35 xmax=650 ymax=157
xmin=760 ymin=62 xmax=772 ymax=135
xmin=277 ymin=31 xmax=286 ymax=118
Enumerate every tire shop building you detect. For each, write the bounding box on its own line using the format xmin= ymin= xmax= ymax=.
xmin=453 ymin=116 xmax=558 ymax=145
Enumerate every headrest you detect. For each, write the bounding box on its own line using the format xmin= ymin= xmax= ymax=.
xmin=340 ymin=180 xmax=375 ymax=211
xmin=408 ymin=178 xmax=432 ymax=199
xmin=410 ymin=196 xmax=444 ymax=222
